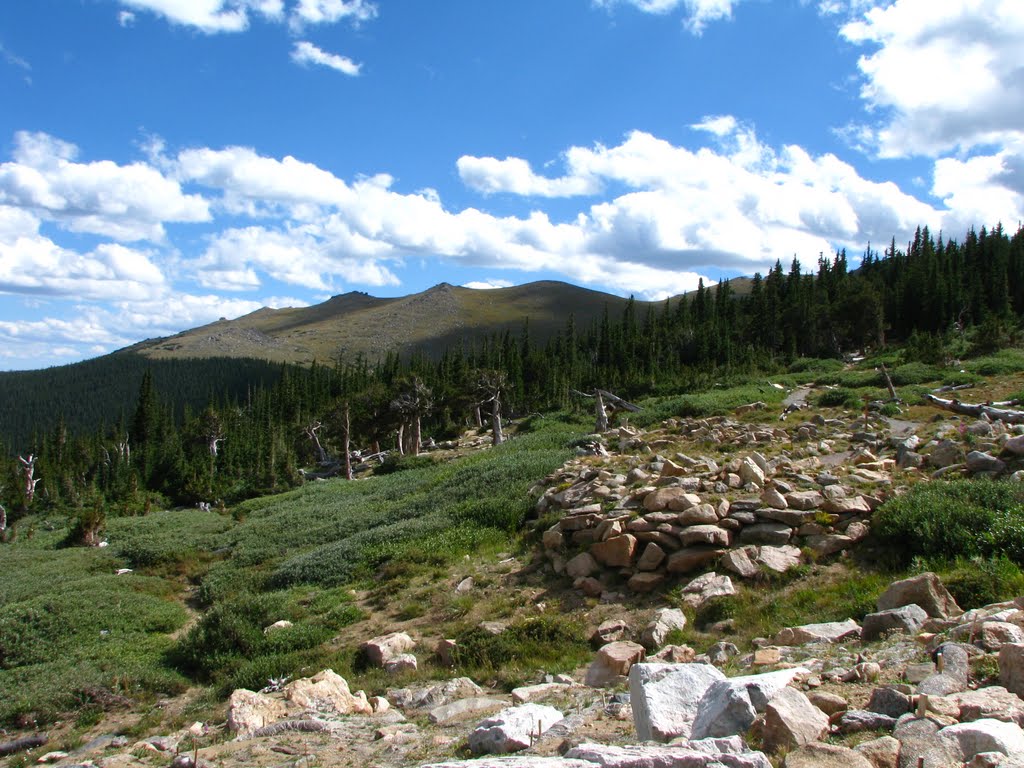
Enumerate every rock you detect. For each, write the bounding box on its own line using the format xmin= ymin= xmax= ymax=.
xmin=775 ymin=619 xmax=861 ymax=646
xmin=679 ymin=525 xmax=732 ymax=547
xmin=722 ymin=547 xmax=760 ymax=578
xmin=877 ymin=573 xmax=963 ymax=619
xmin=966 ymin=451 xmax=1007 ymax=474
xmin=1000 ymin=644 xmax=1024 ymax=697
xmin=679 ymin=503 xmax=720 ymax=525
xmin=566 ymin=552 xmax=600 ymax=578
xmin=591 ymin=619 xmax=630 ymax=647
xmin=361 ymin=632 xmax=416 ymax=667
xmin=808 ymin=690 xmax=849 ymax=717
xmin=762 ymin=487 xmax=789 ymax=509
xmin=824 ymin=495 xmax=873 ymax=515
xmin=867 ymin=687 xmax=912 ymax=718
xmin=644 ymin=487 xmax=695 ymax=512
xmin=284 ymin=669 xmax=373 ymax=715
xmin=739 ymin=457 xmax=766 ymax=487
xmin=627 ymin=572 xmax=665 ymax=592
xmin=739 ymin=523 xmax=793 ymax=546
xmin=753 ymin=647 xmax=782 ymax=667
xmin=263 ymin=619 xmax=293 ymax=634
xmin=690 ymin=667 xmax=808 ymax=739
xmin=954 ymin=620 xmax=1024 ymax=651
xmin=628 ymin=662 xmax=726 ymax=742
xmin=428 ymin=697 xmax=507 ymax=724
xmin=384 ymin=653 xmax=418 ymax=674
xmin=640 ymin=608 xmax=688 ymax=650
xmin=422 ymin=759 xmax=591 ymax=768
xmin=804 ymin=533 xmax=855 ymax=557
xmin=681 ymin=572 xmax=736 ymax=608
xmin=707 ymin=641 xmax=740 ymax=665
xmin=590 ymin=534 xmax=638 ymax=567
xmin=636 ymin=542 xmax=666 ymax=571
xmin=226 ymin=689 xmax=287 ymax=736
xmin=649 ymin=644 xmax=696 ymax=663
xmin=939 ymin=719 xmax=1024 ymax=762
xmin=585 ymin=641 xmax=646 ymax=687
xmin=370 ymin=695 xmax=391 ymax=713
xmin=893 ymin=714 xmax=961 ymax=768
xmin=511 ymin=683 xmax=570 ymax=704
xmin=854 ymin=736 xmax=900 ymax=768
xmin=929 ymin=439 xmax=965 ymax=468
xmin=861 ymin=604 xmax=929 ymax=642
xmin=468 ymin=703 xmax=564 ymax=754
xmin=836 ymin=710 xmax=898 ymax=734
xmin=388 ymin=678 xmax=483 ymax=710
xmin=567 ymin=742 xmax=772 ymax=768
xmin=756 ymin=545 xmax=802 ymax=573
xmin=784 ymin=743 xmax=874 ymax=768
xmin=954 ymin=686 xmax=1024 ymax=727
xmin=786 ymin=490 xmax=825 ymax=510
xmin=761 ymin=686 xmax=830 ymax=752
xmin=666 ymin=546 xmax=725 ymax=573
xmin=576 ymin=577 xmax=604 ymax=597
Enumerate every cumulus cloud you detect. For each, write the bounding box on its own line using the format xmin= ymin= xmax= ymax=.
xmin=117 ymin=0 xmax=373 ymax=33
xmin=462 ymin=280 xmax=514 ymax=290
xmin=456 ymin=155 xmax=599 ymax=197
xmin=290 ymin=41 xmax=361 ymax=75
xmin=840 ymin=0 xmax=1024 ymax=158
xmin=0 ymin=131 xmax=210 ymax=242
xmin=594 ymin=0 xmax=740 ymax=34
xmin=289 ymin=0 xmax=377 ymax=30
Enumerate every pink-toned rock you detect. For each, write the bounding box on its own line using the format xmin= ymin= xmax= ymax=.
xmin=678 ymin=503 xmax=718 ymax=525
xmin=585 ymin=641 xmax=646 ymax=687
xmin=227 ymin=689 xmax=286 ymax=736
xmin=284 ymin=669 xmax=373 ymax=715
xmin=876 ymin=572 xmax=962 ymax=619
xmin=786 ymin=490 xmax=824 ymax=510
xmin=361 ymin=632 xmax=416 ymax=667
xmin=636 ymin=542 xmax=666 ymax=571
xmin=761 ymin=686 xmax=830 ymax=752
xmin=565 ymin=551 xmax=599 ymax=578
xmin=628 ymin=572 xmax=665 ymax=593
xmin=666 ymin=546 xmax=725 ymax=573
xmin=590 ymin=534 xmax=638 ymax=567
xmin=576 ymin=577 xmax=604 ymax=597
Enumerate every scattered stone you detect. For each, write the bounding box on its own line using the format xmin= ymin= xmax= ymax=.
xmin=640 ymin=608 xmax=688 ymax=650
xmin=808 ymin=691 xmax=849 ymax=717
xmin=1000 ymin=643 xmax=1024 ymax=697
xmin=761 ymin=686 xmax=830 ymax=752
xmin=775 ymin=619 xmax=861 ymax=646
xmin=585 ymin=641 xmax=646 ymax=687
xmin=468 ymin=704 xmax=564 ymax=754
xmin=511 ymin=683 xmax=571 ymax=704
xmin=227 ymin=689 xmax=287 ymax=736
xmin=361 ymin=632 xmax=416 ymax=667
xmin=836 ymin=710 xmax=898 ymax=734
xmin=690 ymin=667 xmax=808 ymax=740
xmin=861 ymin=604 xmax=929 ymax=642
xmin=877 ymin=573 xmax=963 ymax=619
xmin=263 ymin=620 xmax=293 ymax=634
xmin=628 ymin=662 xmax=726 ymax=742
xmin=867 ymin=687 xmax=912 ymax=718
xmin=284 ymin=669 xmax=373 ymax=715
xmin=939 ymin=719 xmax=1024 ymax=763
xmin=853 ymin=736 xmax=900 ymax=768
xmin=784 ymin=743 xmax=874 ymax=768
xmin=427 ymin=697 xmax=507 ymax=725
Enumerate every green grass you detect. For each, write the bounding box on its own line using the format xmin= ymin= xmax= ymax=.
xmin=634 ymin=383 xmax=787 ymax=426
xmin=963 ymin=348 xmax=1024 ymax=376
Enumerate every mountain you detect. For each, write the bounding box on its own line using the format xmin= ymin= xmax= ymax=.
xmin=123 ymin=281 xmax=663 ymax=364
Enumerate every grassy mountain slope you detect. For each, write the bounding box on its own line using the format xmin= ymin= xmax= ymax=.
xmin=124 ymin=281 xmax=655 ymax=364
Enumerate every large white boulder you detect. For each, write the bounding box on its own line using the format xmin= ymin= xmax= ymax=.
xmin=226 ymin=689 xmax=286 ymax=736
xmin=628 ymin=662 xmax=725 ymax=742
xmin=284 ymin=669 xmax=373 ymax=715
xmin=468 ymin=703 xmax=564 ymax=754
xmin=690 ymin=667 xmax=808 ymax=740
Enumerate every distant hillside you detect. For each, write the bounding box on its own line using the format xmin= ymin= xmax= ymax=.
xmin=124 ymin=281 xmax=666 ymax=364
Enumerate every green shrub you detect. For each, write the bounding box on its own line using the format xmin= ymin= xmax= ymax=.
xmin=889 ymin=362 xmax=943 ymax=386
xmin=374 ymin=454 xmax=438 ymax=475
xmin=451 ymin=616 xmax=590 ymax=676
xmin=816 ymin=388 xmax=860 ymax=408
xmin=874 ymin=480 xmax=1024 ymax=565
xmin=943 ymin=557 xmax=1024 ymax=609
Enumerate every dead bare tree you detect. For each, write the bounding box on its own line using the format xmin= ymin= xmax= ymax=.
xmin=18 ymin=454 xmax=39 ymax=506
xmin=342 ymin=402 xmax=353 ymax=481
xmin=476 ymin=369 xmax=508 ymax=446
xmin=571 ymin=389 xmax=641 ymax=433
xmin=390 ymin=378 xmax=433 ymax=456
xmin=304 ymin=420 xmax=329 ymax=464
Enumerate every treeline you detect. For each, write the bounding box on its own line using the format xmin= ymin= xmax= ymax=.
xmin=1 ymin=224 xmax=1022 ymax=523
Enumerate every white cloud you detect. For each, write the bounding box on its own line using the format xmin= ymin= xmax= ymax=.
xmin=456 ymin=155 xmax=599 ymax=197
xmin=0 ymin=131 xmax=210 ymax=242
xmin=840 ymin=0 xmax=1024 ymax=158
xmin=462 ymin=279 xmax=514 ymax=290
xmin=118 ymin=0 xmax=253 ymax=33
xmin=289 ymin=0 xmax=376 ymax=30
xmin=118 ymin=10 xmax=137 ymax=25
xmin=290 ymin=41 xmax=361 ymax=75
xmin=594 ymin=0 xmax=740 ymax=34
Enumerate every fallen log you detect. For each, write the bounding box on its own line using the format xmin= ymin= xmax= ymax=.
xmin=924 ymin=394 xmax=1024 ymax=424
xmin=932 ymin=382 xmax=976 ymax=394
xmin=0 ymin=734 xmax=47 ymax=757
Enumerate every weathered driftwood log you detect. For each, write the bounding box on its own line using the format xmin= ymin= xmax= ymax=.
xmin=879 ymin=363 xmax=898 ymax=401
xmin=932 ymin=382 xmax=976 ymax=394
xmin=247 ymin=720 xmax=331 ymax=739
xmin=924 ymin=394 xmax=1024 ymax=423
xmin=0 ymin=734 xmax=48 ymax=757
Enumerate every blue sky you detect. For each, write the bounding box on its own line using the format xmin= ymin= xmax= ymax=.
xmin=1 ymin=0 xmax=1022 ymax=370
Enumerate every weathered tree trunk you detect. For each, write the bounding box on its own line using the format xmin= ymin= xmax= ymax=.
xmin=594 ymin=390 xmax=609 ymax=433
xmin=491 ymin=394 xmax=504 ymax=445
xmin=305 ymin=421 xmax=327 ymax=463
xmin=412 ymin=416 xmax=422 ymax=456
xmin=0 ymin=734 xmax=47 ymax=757
xmin=474 ymin=404 xmax=483 ymax=429
xmin=18 ymin=454 xmax=39 ymax=505
xmin=924 ymin=394 xmax=1024 ymax=423
xmin=396 ymin=423 xmax=405 ymax=456
xmin=0 ymin=501 xmax=7 ymax=537
xmin=879 ymin=363 xmax=898 ymax=400
xmin=343 ymin=403 xmax=353 ymax=481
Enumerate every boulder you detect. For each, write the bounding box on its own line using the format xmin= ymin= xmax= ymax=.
xmin=641 ymin=607 xmax=688 ymax=650
xmin=808 ymin=691 xmax=850 ymax=717
xmin=690 ymin=667 xmax=808 ymax=740
xmin=938 ymin=719 xmax=1024 ymax=762
xmin=739 ymin=457 xmax=766 ymax=487
xmin=628 ymin=662 xmax=726 ymax=742
xmin=966 ymin=451 xmax=1006 ymax=474
xmin=756 ymin=545 xmax=802 ymax=573
xmin=388 ymin=677 xmax=483 ymax=710
xmin=361 ymin=632 xmax=416 ymax=667
xmin=468 ymin=704 xmax=565 ymax=754
xmin=877 ymin=573 xmax=963 ymax=619
xmin=722 ymin=547 xmax=760 ymax=578
xmin=567 ymin=742 xmax=772 ymax=768
xmin=853 ymin=736 xmax=900 ymax=768
xmin=1000 ymin=643 xmax=1024 ymax=697
xmin=804 ymin=533 xmax=855 ymax=557
xmin=422 ymin=759 xmax=591 ymax=768
xmin=679 ymin=503 xmax=720 ymax=525
xmin=761 ymin=686 xmax=830 ymax=753
xmin=681 ymin=572 xmax=736 ymax=608
xmin=666 ymin=546 xmax=725 ymax=574
xmin=384 ymin=653 xmax=418 ymax=674
xmin=627 ymin=572 xmax=665 ymax=592
xmin=590 ymin=534 xmax=637 ymax=567
xmin=786 ymin=490 xmax=824 ymax=510
xmin=284 ymin=669 xmax=372 ymax=715
xmin=585 ymin=641 xmax=646 ymax=687
xmin=679 ymin=525 xmax=732 ymax=547
xmin=861 ymin=604 xmax=929 ymax=642
xmin=836 ymin=710 xmax=898 ymax=734
xmin=867 ymin=687 xmax=912 ymax=718
xmin=511 ymin=683 xmax=571 ymax=704
xmin=263 ymin=619 xmax=293 ymax=634
xmin=428 ymin=697 xmax=507 ymax=724
xmin=775 ymin=619 xmax=861 ymax=646
xmin=636 ymin=542 xmax=666 ymax=571
xmin=929 ymin=439 xmax=965 ymax=468
xmin=591 ymin=619 xmax=629 ymax=647
xmin=953 ymin=686 xmax=1024 ymax=727
xmin=892 ymin=714 xmax=961 ymax=768
xmin=565 ymin=552 xmax=599 ymax=578
xmin=784 ymin=742 xmax=874 ymax=768
xmin=953 ymin=620 xmax=1024 ymax=651
xmin=739 ymin=523 xmax=793 ymax=546
xmin=226 ymin=689 xmax=286 ymax=736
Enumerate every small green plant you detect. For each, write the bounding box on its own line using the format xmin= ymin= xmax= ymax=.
xmin=816 ymin=388 xmax=860 ymax=409
xmin=943 ymin=556 xmax=1024 ymax=609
